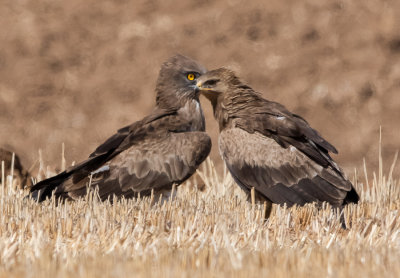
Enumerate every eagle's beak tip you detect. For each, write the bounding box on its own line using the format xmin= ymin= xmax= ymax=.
xmin=194 ymin=81 xmax=202 ymax=93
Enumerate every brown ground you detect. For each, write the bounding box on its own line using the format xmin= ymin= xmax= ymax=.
xmin=1 ymin=0 xmax=400 ymax=178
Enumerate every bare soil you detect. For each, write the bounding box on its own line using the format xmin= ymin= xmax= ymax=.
xmin=1 ymin=0 xmax=399 ymax=177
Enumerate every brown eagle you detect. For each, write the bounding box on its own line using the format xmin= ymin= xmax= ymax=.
xmin=29 ymin=55 xmax=212 ymax=202
xmin=196 ymin=68 xmax=359 ymax=209
xmin=0 ymin=148 xmax=32 ymax=188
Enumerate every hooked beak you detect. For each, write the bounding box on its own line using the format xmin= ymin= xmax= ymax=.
xmin=195 ymin=81 xmax=212 ymax=94
xmin=194 ymin=81 xmax=202 ymax=93
xmin=195 ymin=80 xmax=216 ymax=101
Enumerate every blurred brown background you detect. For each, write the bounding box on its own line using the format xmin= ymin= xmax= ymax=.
xmin=1 ymin=0 xmax=399 ymax=178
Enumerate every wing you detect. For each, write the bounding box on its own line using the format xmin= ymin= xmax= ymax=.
xmin=232 ymin=94 xmax=340 ymax=174
xmin=59 ymin=131 xmax=212 ymax=200
xmin=29 ymin=107 xmax=179 ymax=201
xmin=89 ymin=106 xmax=178 ymax=158
xmin=219 ymin=128 xmax=356 ymax=207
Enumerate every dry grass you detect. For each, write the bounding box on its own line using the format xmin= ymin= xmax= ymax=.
xmin=0 ymin=148 xmax=399 ymax=278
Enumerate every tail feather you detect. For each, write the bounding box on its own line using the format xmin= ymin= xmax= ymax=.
xmin=28 ymin=152 xmax=111 ymax=202
xmin=29 ymin=171 xmax=72 ymax=202
xmin=343 ymin=186 xmax=360 ymax=205
xmin=340 ymin=187 xmax=360 ymax=229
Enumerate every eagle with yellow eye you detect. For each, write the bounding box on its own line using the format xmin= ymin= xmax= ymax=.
xmin=29 ymin=54 xmax=211 ymax=202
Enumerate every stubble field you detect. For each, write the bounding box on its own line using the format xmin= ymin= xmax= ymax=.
xmin=0 ymin=149 xmax=399 ymax=277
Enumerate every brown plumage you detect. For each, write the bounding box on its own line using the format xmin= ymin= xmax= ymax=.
xmin=29 ymin=55 xmax=212 ymax=202
xmin=0 ymin=148 xmax=32 ymax=188
xmin=196 ymin=68 xmax=359 ymax=209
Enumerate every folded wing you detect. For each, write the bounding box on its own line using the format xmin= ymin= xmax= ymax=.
xmin=29 ymin=107 xmax=182 ymax=201
xmin=219 ymin=127 xmax=357 ymax=207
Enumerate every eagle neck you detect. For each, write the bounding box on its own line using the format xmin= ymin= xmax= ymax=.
xmin=211 ymin=94 xmax=230 ymax=132
xmin=176 ymin=98 xmax=206 ymax=132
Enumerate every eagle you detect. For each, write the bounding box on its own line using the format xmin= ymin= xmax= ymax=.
xmin=29 ymin=55 xmax=212 ymax=202
xmin=195 ymin=68 xmax=359 ymax=211
xmin=0 ymin=148 xmax=32 ymax=188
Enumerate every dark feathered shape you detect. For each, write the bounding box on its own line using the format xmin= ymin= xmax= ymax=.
xmin=0 ymin=148 xmax=32 ymax=188
xmin=196 ymin=68 xmax=359 ymax=209
xmin=29 ymin=55 xmax=211 ymax=202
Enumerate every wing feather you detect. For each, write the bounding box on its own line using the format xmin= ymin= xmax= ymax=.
xmin=220 ymin=128 xmax=354 ymax=207
xmin=231 ymin=92 xmax=339 ymax=172
xmin=59 ymin=131 xmax=211 ymax=200
xmin=29 ymin=107 xmax=184 ymax=201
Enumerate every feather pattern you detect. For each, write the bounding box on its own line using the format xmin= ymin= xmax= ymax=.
xmin=198 ymin=68 xmax=359 ymax=207
xmin=29 ymin=55 xmax=211 ymax=202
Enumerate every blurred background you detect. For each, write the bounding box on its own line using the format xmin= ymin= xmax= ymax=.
xmin=0 ymin=0 xmax=399 ymax=178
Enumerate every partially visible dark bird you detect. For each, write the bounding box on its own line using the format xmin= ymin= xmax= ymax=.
xmin=196 ymin=68 xmax=359 ymax=210
xmin=29 ymin=55 xmax=212 ymax=202
xmin=0 ymin=148 xmax=32 ymax=188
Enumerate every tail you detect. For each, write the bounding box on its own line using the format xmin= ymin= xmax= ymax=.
xmin=28 ymin=171 xmax=72 ymax=202
xmin=27 ymin=151 xmax=112 ymax=202
xmin=338 ymin=186 xmax=359 ymax=229
xmin=343 ymin=186 xmax=360 ymax=205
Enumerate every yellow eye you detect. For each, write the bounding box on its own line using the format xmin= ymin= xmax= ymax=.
xmin=187 ymin=73 xmax=195 ymax=81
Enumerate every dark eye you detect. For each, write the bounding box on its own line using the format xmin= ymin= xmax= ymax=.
xmin=203 ymin=79 xmax=219 ymax=88
xmin=187 ymin=73 xmax=196 ymax=81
